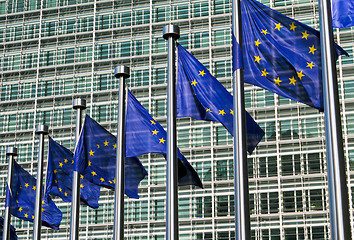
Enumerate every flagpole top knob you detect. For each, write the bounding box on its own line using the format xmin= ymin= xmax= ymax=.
xmin=73 ymin=98 xmax=87 ymax=110
xmin=35 ymin=125 xmax=49 ymax=135
xmin=6 ymin=147 xmax=18 ymax=156
xmin=163 ymin=25 xmax=180 ymax=40
xmin=114 ymin=66 xmax=130 ymax=79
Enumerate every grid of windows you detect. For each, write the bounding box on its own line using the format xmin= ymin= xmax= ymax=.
xmin=0 ymin=0 xmax=353 ymax=239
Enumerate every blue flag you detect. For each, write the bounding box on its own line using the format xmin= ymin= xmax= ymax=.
xmin=125 ymin=90 xmax=203 ymax=188
xmin=332 ymin=0 xmax=354 ymax=28
xmin=45 ymin=137 xmax=101 ymax=208
xmin=176 ymin=44 xmax=265 ymax=154
xmin=234 ymin=0 xmax=348 ymax=110
xmin=0 ymin=217 xmax=17 ymax=240
xmin=7 ymin=161 xmax=62 ymax=229
xmin=74 ymin=115 xmax=148 ymax=199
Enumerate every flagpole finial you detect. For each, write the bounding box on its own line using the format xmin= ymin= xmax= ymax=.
xmin=163 ymin=25 xmax=180 ymax=40
xmin=6 ymin=147 xmax=17 ymax=156
xmin=35 ymin=125 xmax=49 ymax=135
xmin=114 ymin=65 xmax=130 ymax=79
xmin=73 ymin=98 xmax=87 ymax=110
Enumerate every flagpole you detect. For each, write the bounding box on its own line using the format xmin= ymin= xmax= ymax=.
xmin=3 ymin=147 xmax=17 ymax=240
xmin=232 ymin=0 xmax=251 ymax=239
xmin=163 ymin=24 xmax=180 ymax=240
xmin=33 ymin=125 xmax=49 ymax=240
xmin=318 ymin=0 xmax=351 ymax=239
xmin=113 ymin=65 xmax=129 ymax=240
xmin=70 ymin=98 xmax=86 ymax=240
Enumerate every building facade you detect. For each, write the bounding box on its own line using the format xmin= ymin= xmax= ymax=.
xmin=0 ymin=0 xmax=353 ymax=239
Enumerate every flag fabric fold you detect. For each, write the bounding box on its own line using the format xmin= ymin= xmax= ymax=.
xmin=235 ymin=0 xmax=348 ymax=110
xmin=74 ymin=115 xmax=148 ymax=199
xmin=332 ymin=0 xmax=354 ymax=28
xmin=45 ymin=137 xmax=101 ymax=208
xmin=125 ymin=89 xmax=203 ymax=188
xmin=8 ymin=161 xmax=62 ymax=229
xmin=0 ymin=217 xmax=17 ymax=240
xmin=176 ymin=44 xmax=265 ymax=154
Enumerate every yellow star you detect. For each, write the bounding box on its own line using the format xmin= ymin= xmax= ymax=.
xmin=16 ymin=200 xmax=18 ymax=203
xmin=32 ymin=186 xmax=36 ymax=191
xmin=109 ymin=180 xmax=112 ymax=184
xmin=80 ymin=184 xmax=84 ymax=188
xmin=24 ymin=213 xmax=28 ymax=218
xmin=206 ymin=108 xmax=212 ymax=113
xmin=254 ymin=56 xmax=261 ymax=63
xmin=64 ymin=159 xmax=68 ymax=163
xmin=297 ymin=71 xmax=305 ymax=80
xmin=18 ymin=207 xmax=23 ymax=212
xmin=159 ymin=138 xmax=166 ymax=144
xmin=32 ymin=215 xmax=34 ymax=219
xmin=198 ymin=70 xmax=206 ymax=76
xmin=152 ymin=129 xmax=159 ymax=135
xmin=80 ymin=175 xmax=84 ymax=179
xmin=55 ymin=179 xmax=58 ymax=184
xmin=42 ymin=200 xmax=45 ymax=204
xmin=255 ymin=39 xmax=261 ymax=47
xmin=59 ymin=162 xmax=63 ymax=167
xmin=100 ymin=178 xmax=105 ymax=182
xmin=54 ymin=169 xmax=58 ymax=174
xmin=289 ymin=76 xmax=297 ymax=85
xmin=72 ymin=160 xmax=74 ymax=164
xmin=150 ymin=120 xmax=156 ymax=125
xmin=88 ymin=161 xmax=92 ymax=166
xmin=274 ymin=77 xmax=282 ymax=86
xmin=113 ymin=178 xmax=116 ymax=184
xmin=219 ymin=110 xmax=226 ymax=116
xmin=113 ymin=144 xmax=117 ymax=149
xmin=230 ymin=109 xmax=234 ymax=115
xmin=59 ymin=187 xmax=62 ymax=192
xmin=65 ymin=192 xmax=68 ymax=197
xmin=41 ymin=208 xmax=44 ymax=212
xmin=104 ymin=140 xmax=109 ymax=146
xmin=97 ymin=144 xmax=100 ymax=149
xmin=289 ymin=22 xmax=297 ymax=31
xmin=261 ymin=69 xmax=269 ymax=77
xmin=91 ymin=171 xmax=97 ymax=176
xmin=89 ymin=150 xmax=94 ymax=156
xmin=306 ymin=62 xmax=315 ymax=69
xmin=191 ymin=79 xmax=198 ymax=86
xmin=309 ymin=45 xmax=317 ymax=54
xmin=302 ymin=31 xmax=309 ymax=40
xmin=261 ymin=29 xmax=268 ymax=35
xmin=25 ymin=183 xmax=29 ymax=188
xmin=274 ymin=22 xmax=283 ymax=31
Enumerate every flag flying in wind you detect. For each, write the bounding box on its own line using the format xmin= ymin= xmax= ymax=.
xmin=176 ymin=44 xmax=265 ymax=154
xmin=7 ymin=161 xmax=62 ymax=229
xmin=74 ymin=115 xmax=148 ymax=199
xmin=125 ymin=89 xmax=203 ymax=188
xmin=233 ymin=0 xmax=348 ymax=110
xmin=332 ymin=0 xmax=354 ymax=28
xmin=45 ymin=137 xmax=101 ymax=208
xmin=0 ymin=217 xmax=17 ymax=240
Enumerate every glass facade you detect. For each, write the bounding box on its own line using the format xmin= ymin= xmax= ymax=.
xmin=0 ymin=0 xmax=353 ymax=239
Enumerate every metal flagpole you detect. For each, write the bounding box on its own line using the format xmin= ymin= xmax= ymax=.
xmin=70 ymin=98 xmax=87 ymax=240
xmin=3 ymin=147 xmax=17 ymax=240
xmin=113 ymin=65 xmax=129 ymax=240
xmin=318 ymin=0 xmax=352 ymax=239
xmin=33 ymin=125 xmax=49 ymax=240
xmin=163 ymin=24 xmax=180 ymax=240
xmin=232 ymin=0 xmax=251 ymax=239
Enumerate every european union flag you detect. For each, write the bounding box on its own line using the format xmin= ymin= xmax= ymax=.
xmin=332 ymin=0 xmax=354 ymax=28
xmin=125 ymin=90 xmax=203 ymax=188
xmin=176 ymin=44 xmax=265 ymax=154
xmin=8 ymin=161 xmax=62 ymax=229
xmin=74 ymin=115 xmax=148 ymax=199
xmin=0 ymin=217 xmax=17 ymax=240
xmin=235 ymin=0 xmax=348 ymax=110
xmin=45 ymin=137 xmax=101 ymax=208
